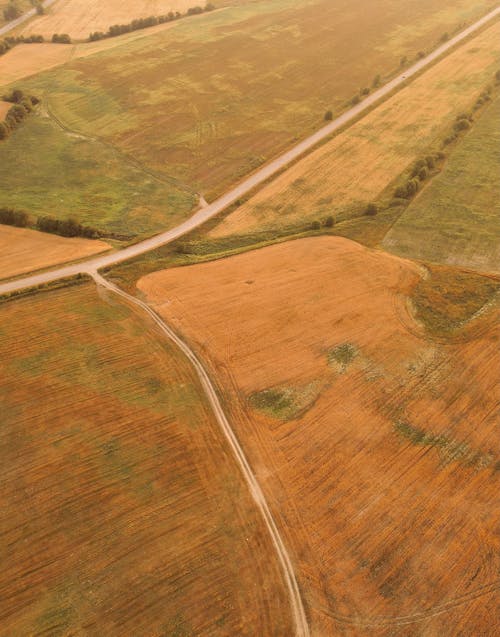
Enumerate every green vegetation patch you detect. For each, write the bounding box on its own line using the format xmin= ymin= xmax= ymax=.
xmin=0 ymin=113 xmax=196 ymax=237
xmin=394 ymin=420 xmax=493 ymax=470
xmin=249 ymin=381 xmax=321 ymax=421
xmin=327 ymin=343 xmax=358 ymax=372
xmin=411 ymin=264 xmax=500 ymax=336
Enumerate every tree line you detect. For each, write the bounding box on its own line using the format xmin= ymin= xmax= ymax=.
xmin=0 ymin=207 xmax=101 ymax=239
xmin=89 ymin=4 xmax=215 ymax=41
xmin=0 ymin=33 xmax=44 ymax=56
xmin=0 ymin=89 xmax=40 ymax=140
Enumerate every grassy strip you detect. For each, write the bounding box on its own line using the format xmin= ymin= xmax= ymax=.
xmin=0 ymin=272 xmax=91 ymax=303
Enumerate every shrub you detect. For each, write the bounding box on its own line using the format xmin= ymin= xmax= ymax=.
xmin=365 ymin=202 xmax=378 ymax=216
xmin=350 ymin=95 xmax=360 ymax=106
xmin=52 ymin=33 xmax=71 ymax=44
xmin=406 ymin=179 xmax=419 ymax=197
xmin=454 ymin=118 xmax=471 ymax=132
xmin=417 ymin=51 xmax=425 ymax=59
xmin=418 ymin=166 xmax=429 ymax=181
xmin=394 ymin=185 xmax=407 ymax=198
xmin=0 ymin=207 xmax=28 ymax=227
xmin=372 ymin=74 xmax=381 ymax=88
xmin=324 ymin=215 xmax=334 ymax=228
xmin=360 ymin=87 xmax=370 ymax=96
xmin=324 ymin=110 xmax=333 ymax=121
xmin=311 ymin=220 xmax=321 ymax=230
xmin=425 ymin=155 xmax=435 ymax=169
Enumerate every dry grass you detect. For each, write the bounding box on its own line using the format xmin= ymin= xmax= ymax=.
xmin=0 ymin=225 xmax=111 ymax=279
xmin=138 ymin=236 xmax=500 ymax=636
xmin=0 ymin=100 xmax=10 ymax=119
xmin=0 ymin=282 xmax=292 ymax=635
xmin=211 ymin=21 xmax=500 ymax=237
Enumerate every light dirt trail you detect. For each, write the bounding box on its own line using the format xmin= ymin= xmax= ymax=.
xmin=0 ymin=4 xmax=499 ymax=295
xmin=90 ymin=270 xmax=310 ymax=637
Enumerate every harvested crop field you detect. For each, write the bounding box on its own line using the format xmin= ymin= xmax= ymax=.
xmin=211 ymin=20 xmax=500 ymax=238
xmin=383 ymin=88 xmax=500 ymax=274
xmin=138 ymin=236 xmax=500 ymax=636
xmin=18 ymin=0 xmax=217 ymax=40
xmin=7 ymin=0 xmax=496 ymax=201
xmin=0 ymin=224 xmax=110 ymax=279
xmin=0 ymin=283 xmax=292 ymax=636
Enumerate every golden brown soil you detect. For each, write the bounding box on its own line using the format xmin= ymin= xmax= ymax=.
xmin=139 ymin=236 xmax=500 ymax=636
xmin=20 ymin=0 xmax=205 ymax=40
xmin=0 ymin=100 xmax=10 ymax=120
xmin=0 ymin=224 xmax=111 ymax=279
xmin=0 ymin=283 xmax=292 ymax=635
xmin=211 ymin=21 xmax=500 ymax=237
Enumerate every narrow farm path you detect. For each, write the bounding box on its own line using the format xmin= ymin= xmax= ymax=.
xmin=90 ymin=270 xmax=310 ymax=637
xmin=1 ymin=4 xmax=499 ymax=295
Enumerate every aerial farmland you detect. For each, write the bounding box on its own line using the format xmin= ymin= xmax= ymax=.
xmin=0 ymin=1 xmax=499 ymax=635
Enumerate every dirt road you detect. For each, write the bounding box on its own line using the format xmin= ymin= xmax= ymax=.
xmin=91 ymin=271 xmax=310 ymax=637
xmin=0 ymin=5 xmax=499 ymax=298
xmin=0 ymin=0 xmax=58 ymax=36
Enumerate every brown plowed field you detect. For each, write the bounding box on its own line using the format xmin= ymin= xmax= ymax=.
xmin=0 ymin=284 xmax=292 ymax=635
xmin=211 ymin=21 xmax=500 ymax=237
xmin=0 ymin=224 xmax=110 ymax=279
xmin=139 ymin=236 xmax=500 ymax=636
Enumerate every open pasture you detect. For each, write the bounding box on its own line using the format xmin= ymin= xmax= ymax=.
xmin=0 ymin=282 xmax=292 ymax=636
xmin=138 ymin=236 xmax=500 ymax=636
xmin=4 ymin=0 xmax=495 ymax=204
xmin=0 ymin=224 xmax=111 ymax=279
xmin=383 ymin=89 xmax=500 ymax=274
xmin=0 ymin=113 xmax=196 ymax=237
xmin=211 ymin=20 xmax=500 ymax=238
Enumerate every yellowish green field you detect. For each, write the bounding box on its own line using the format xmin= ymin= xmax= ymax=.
xmin=0 ymin=282 xmax=292 ymax=636
xmin=383 ymin=89 xmax=500 ymax=273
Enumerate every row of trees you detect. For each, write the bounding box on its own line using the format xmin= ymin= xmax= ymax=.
xmin=36 ymin=216 xmax=100 ymax=238
xmin=0 ymin=33 xmax=44 ymax=56
xmin=394 ymin=153 xmax=445 ymax=200
xmin=0 ymin=89 xmax=40 ymax=140
xmin=0 ymin=206 xmax=101 ymax=239
xmin=88 ymin=4 xmax=215 ymax=41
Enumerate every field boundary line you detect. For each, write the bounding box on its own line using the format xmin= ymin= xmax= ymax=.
xmin=90 ymin=270 xmax=310 ymax=637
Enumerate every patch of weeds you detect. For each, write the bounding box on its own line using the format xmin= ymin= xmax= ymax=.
xmin=249 ymin=381 xmax=320 ymax=421
xmin=394 ymin=421 xmax=493 ymax=470
xmin=328 ymin=343 xmax=358 ymax=372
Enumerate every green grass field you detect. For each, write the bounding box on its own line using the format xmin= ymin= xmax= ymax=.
xmin=0 ymin=112 xmax=195 ymax=238
xmin=1 ymin=0 xmax=495 ymax=237
xmin=383 ymin=91 xmax=500 ymax=273
xmin=0 ymin=282 xmax=291 ymax=636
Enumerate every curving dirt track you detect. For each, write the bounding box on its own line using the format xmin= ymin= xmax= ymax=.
xmin=91 ymin=271 xmax=310 ymax=637
xmin=137 ymin=236 xmax=500 ymax=636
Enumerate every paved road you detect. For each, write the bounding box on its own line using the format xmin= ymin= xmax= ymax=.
xmin=1 ymin=5 xmax=499 ymax=296
xmin=0 ymin=0 xmax=58 ymax=37
xmin=92 ymin=271 xmax=310 ymax=637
